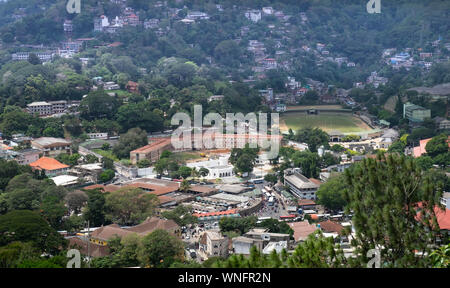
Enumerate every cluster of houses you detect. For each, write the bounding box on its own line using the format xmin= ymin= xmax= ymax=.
xmin=383 ymin=40 xmax=450 ymax=71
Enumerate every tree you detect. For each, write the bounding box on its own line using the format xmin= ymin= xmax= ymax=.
xmin=179 ymin=180 xmax=191 ymax=193
xmin=264 ymin=174 xmax=278 ymax=185
xmin=137 ymin=229 xmax=184 ymax=268
xmin=0 ymin=242 xmax=38 ymax=268
xmin=429 ymin=243 xmax=450 ymax=268
xmin=316 ymin=174 xmax=347 ymax=211
xmin=161 ymin=205 xmax=197 ymax=227
xmin=116 ymin=102 xmax=164 ymax=133
xmin=290 ymin=150 xmax=321 ymax=178
xmin=112 ymin=128 xmax=148 ymax=159
xmin=3 ymin=173 xmax=64 ymax=212
xmin=286 ymin=231 xmax=346 ymax=268
xmin=39 ymin=195 xmax=67 ymax=230
xmin=256 ymin=219 xmax=293 ymax=236
xmin=212 ymin=231 xmax=346 ymax=268
xmin=105 ymin=187 xmax=159 ymax=226
xmin=199 ymin=168 xmax=209 ymax=177
xmin=178 ymin=166 xmax=192 ymax=179
xmin=137 ymin=159 xmax=151 ymax=168
xmin=0 ymin=159 xmax=31 ymax=191
xmin=219 ymin=216 xmax=257 ymax=235
xmin=331 ymin=144 xmax=345 ymax=153
xmin=83 ymin=188 xmax=107 ymax=227
xmin=102 ymin=157 xmax=114 ymax=170
xmin=28 ymin=53 xmax=41 ymax=65
xmin=0 ymin=210 xmax=66 ymax=255
xmin=99 ymin=169 xmax=115 ymax=183
xmin=343 ymin=154 xmax=443 ymax=267
xmin=425 ymin=133 xmax=449 ymax=158
xmin=388 ymin=140 xmax=406 ymax=154
xmin=79 ymin=90 xmax=120 ymax=120
xmin=295 ymin=128 xmax=329 ymax=152
xmin=214 ymin=40 xmax=242 ymax=67
xmin=415 ymin=156 xmax=434 ymax=171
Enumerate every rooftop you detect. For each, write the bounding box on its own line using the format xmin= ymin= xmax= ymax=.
xmin=50 ymin=175 xmax=79 ymax=186
xmin=285 ymin=172 xmax=320 ymax=189
xmin=318 ymin=220 xmax=344 ymax=234
xmin=32 ymin=137 xmax=71 ymax=147
xmin=288 ymin=221 xmax=318 ymax=242
xmin=30 ymin=157 xmax=69 ymax=171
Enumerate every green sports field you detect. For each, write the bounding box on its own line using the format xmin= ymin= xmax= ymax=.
xmin=280 ymin=112 xmax=374 ymax=134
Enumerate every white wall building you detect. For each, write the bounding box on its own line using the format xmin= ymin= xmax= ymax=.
xmin=186 ymin=156 xmax=234 ymax=179
xmin=245 ymin=10 xmax=262 ymax=22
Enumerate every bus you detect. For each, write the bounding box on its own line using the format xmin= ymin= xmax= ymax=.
xmin=257 ymin=217 xmax=272 ymax=224
xmin=268 ymin=196 xmax=274 ymax=206
xmin=279 ymin=215 xmax=297 ymax=222
xmin=264 ymin=186 xmax=272 ymax=192
xmin=250 ymin=178 xmax=264 ymax=184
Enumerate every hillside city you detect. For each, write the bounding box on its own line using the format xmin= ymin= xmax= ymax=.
xmin=0 ymin=0 xmax=448 ymax=269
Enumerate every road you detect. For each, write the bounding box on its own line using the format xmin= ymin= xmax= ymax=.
xmin=253 ymin=181 xmax=289 ymax=219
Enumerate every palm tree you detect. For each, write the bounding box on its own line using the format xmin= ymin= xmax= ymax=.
xmin=199 ymin=168 xmax=209 ymax=177
xmin=190 ymin=167 xmax=200 ymax=180
xmin=180 ymin=179 xmax=191 ymax=193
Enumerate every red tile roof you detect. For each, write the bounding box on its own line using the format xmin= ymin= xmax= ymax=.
xmin=30 ymin=157 xmax=69 ymax=171
xmin=193 ymin=209 xmax=238 ymax=218
xmin=126 ymin=182 xmax=178 ymax=195
xmin=288 ymin=221 xmax=318 ymax=242
xmin=127 ymin=217 xmax=179 ymax=235
xmin=130 ymin=138 xmax=172 ymax=154
xmin=298 ymin=199 xmax=316 ymax=206
xmin=83 ymin=184 xmax=121 ymax=193
xmin=318 ymin=220 xmax=344 ymax=234
xmin=415 ymin=203 xmax=450 ymax=230
xmin=309 ymin=178 xmax=322 ymax=186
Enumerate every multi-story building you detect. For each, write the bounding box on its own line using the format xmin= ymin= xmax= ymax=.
xmin=94 ymin=15 xmax=110 ymax=32
xmin=284 ymin=168 xmax=320 ymax=200
xmin=130 ymin=138 xmax=173 ymax=165
xmin=403 ymin=102 xmax=431 ymax=122
xmin=26 ymin=101 xmax=71 ymax=116
xmin=232 ymin=228 xmax=290 ymax=255
xmin=61 ymin=41 xmax=83 ymax=53
xmin=245 ymin=10 xmax=262 ymax=23
xmin=12 ymin=52 xmax=54 ymax=62
xmin=31 ymin=137 xmax=72 ymax=157
xmin=26 ymin=102 xmax=53 ymax=116
xmin=16 ymin=149 xmax=41 ymax=165
xmin=63 ymin=20 xmax=73 ymax=33
xmin=144 ymin=19 xmax=159 ymax=29
xmin=198 ymin=231 xmax=229 ymax=259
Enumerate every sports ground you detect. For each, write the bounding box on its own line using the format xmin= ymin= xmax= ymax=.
xmin=280 ymin=111 xmax=374 ymax=135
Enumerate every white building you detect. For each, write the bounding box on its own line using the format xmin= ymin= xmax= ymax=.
xmin=284 ymin=168 xmax=320 ymax=200
xmin=198 ymin=230 xmax=229 ymax=259
xmin=187 ymin=11 xmax=209 ymax=20
xmin=262 ymin=7 xmax=274 ymax=15
xmin=186 ymin=156 xmax=234 ymax=179
xmin=12 ymin=52 xmax=54 ymax=62
xmin=94 ymin=15 xmax=110 ymax=32
xmin=245 ymin=10 xmax=262 ymax=23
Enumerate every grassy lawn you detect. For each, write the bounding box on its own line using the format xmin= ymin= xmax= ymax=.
xmin=281 ymin=112 xmax=372 ymax=134
xmin=171 ymin=152 xmax=202 ymax=162
xmin=93 ymin=149 xmax=121 ymax=162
